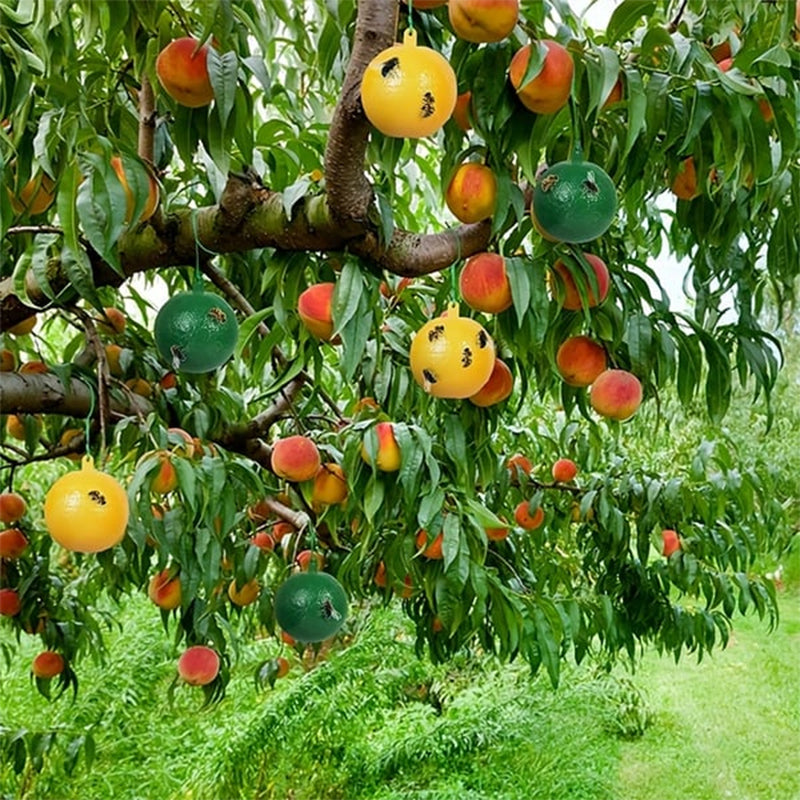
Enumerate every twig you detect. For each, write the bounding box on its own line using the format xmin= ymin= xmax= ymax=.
xmin=138 ymin=74 xmax=157 ymax=165
xmin=668 ymin=0 xmax=690 ymax=32
xmin=6 ymin=225 xmax=63 ymax=236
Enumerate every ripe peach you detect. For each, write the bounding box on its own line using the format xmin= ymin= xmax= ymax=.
xmin=0 ymin=528 xmax=28 ymax=559
xmin=151 ymin=452 xmax=178 ymax=494
xmin=110 ymin=156 xmax=159 ymax=224
xmin=311 ymin=463 xmax=348 ymax=507
xmin=298 ymin=283 xmax=336 ymax=341
xmin=271 ymin=435 xmax=321 ymax=482
xmin=167 ymin=427 xmax=196 ymax=458
xmin=757 ymin=97 xmax=773 ymax=124
xmin=416 ymin=529 xmax=444 ymax=559
xmin=97 ymin=307 xmax=127 ymax=336
xmin=248 ymin=500 xmax=272 ymax=523
xmin=717 ymin=57 xmax=733 ymax=72
xmin=280 ymin=630 xmax=296 ymax=646
xmin=156 ymin=37 xmax=215 ymax=108
xmin=105 ymin=344 xmax=125 ymax=377
xmin=125 ymin=378 xmax=153 ymax=398
xmin=671 ymin=157 xmax=700 ymax=201
xmin=7 ymin=316 xmax=36 ymax=336
xmin=159 ymin=372 xmax=178 ymax=390
xmin=514 ymin=501 xmax=544 ymax=530
xmin=275 ymin=656 xmax=291 ymax=678
xmin=374 ymin=561 xmax=388 ymax=588
xmin=6 ymin=414 xmax=40 ymax=441
xmin=59 ymin=428 xmax=84 ymax=461
xmin=452 ymin=91 xmax=472 ymax=131
xmin=272 ymin=520 xmax=297 ymax=541
xmin=509 ymin=40 xmax=574 ymax=115
xmin=662 ymin=528 xmax=681 ymax=557
xmin=506 ymin=453 xmax=533 ymax=484
xmin=556 ymin=336 xmax=607 ymax=387
xmin=448 ymin=0 xmax=519 ymax=44
xmin=251 ymin=531 xmax=275 ymax=551
xmin=445 ymin=163 xmax=498 ymax=224
xmin=0 ymin=492 xmax=26 ymax=524
xmin=551 ymin=458 xmax=577 ymax=482
xmin=469 ymin=358 xmax=514 ymax=407
xmin=32 ymin=651 xmax=65 ymax=679
xmin=551 ymin=254 xmax=610 ymax=310
xmin=177 ymin=645 xmax=220 ymax=686
xmin=709 ymin=39 xmax=732 ymax=63
xmin=148 ymin=568 xmax=182 ymax=610
xmin=590 ymin=369 xmax=643 ymax=421
xmin=19 ymin=360 xmax=48 ymax=374
xmin=228 ymin=578 xmax=260 ymax=606
xmin=9 ymin=174 xmax=55 ymax=216
xmin=485 ymin=522 xmax=510 ymax=541
xmin=0 ymin=350 xmax=17 ymax=371
xmin=459 ymin=252 xmax=513 ymax=313
xmin=360 ymin=422 xmax=402 ymax=472
xmin=0 ymin=587 xmax=21 ymax=616
xmin=295 ymin=550 xmax=326 ymax=571
xmin=602 ymin=76 xmax=623 ymax=108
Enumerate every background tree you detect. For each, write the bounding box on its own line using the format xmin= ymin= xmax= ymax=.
xmin=0 ymin=0 xmax=798 ymax=705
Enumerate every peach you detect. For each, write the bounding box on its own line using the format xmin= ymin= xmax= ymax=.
xmin=709 ymin=39 xmax=732 ymax=63
xmin=156 ymin=37 xmax=215 ymax=107
xmin=59 ymin=428 xmax=84 ymax=461
xmin=0 ymin=588 xmax=21 ymax=616
xmin=514 ymin=501 xmax=544 ymax=530
xmin=125 ymin=378 xmax=153 ymax=398
xmin=251 ymin=531 xmax=275 ymax=551
xmin=0 ymin=528 xmax=28 ymax=559
xmin=298 ymin=283 xmax=336 ymax=341
xmin=416 ymin=529 xmax=444 ymax=559
xmin=311 ymin=463 xmax=348 ymax=507
xmin=7 ymin=316 xmax=36 ymax=336
xmin=551 ymin=458 xmax=577 ymax=482
xmin=448 ymin=0 xmax=519 ymax=44
xmin=469 ymin=357 xmax=514 ymax=407
xmin=671 ymin=157 xmax=700 ymax=201
xmin=151 ymin=452 xmax=178 ymax=494
xmin=228 ymin=578 xmax=260 ymax=606
xmin=280 ymin=630 xmax=296 ymax=646
xmin=32 ymin=651 xmax=65 ymax=679
xmin=717 ymin=57 xmax=733 ymax=72
xmin=295 ymin=550 xmax=325 ymax=571
xmin=758 ymin=97 xmax=773 ymax=124
xmin=590 ymin=369 xmax=643 ymax=421
xmin=0 ymin=350 xmax=17 ymax=371
xmin=485 ymin=520 xmax=510 ymax=541
xmin=110 ymin=156 xmax=159 ymax=224
xmin=506 ymin=453 xmax=533 ymax=483
xmin=177 ymin=645 xmax=220 ymax=685
xmin=602 ymin=76 xmax=623 ymax=108
xmin=551 ymin=254 xmax=610 ymax=310
xmin=159 ymin=372 xmax=178 ymax=390
xmin=167 ymin=427 xmax=196 ymax=458
xmin=148 ymin=568 xmax=182 ymax=610
xmin=374 ymin=561 xmax=388 ymax=588
xmin=9 ymin=174 xmax=55 ymax=216
xmin=0 ymin=492 xmax=26 ymax=524
xmin=556 ymin=336 xmax=607 ymax=387
xmin=6 ymin=414 xmax=40 ymax=441
xmin=272 ymin=520 xmax=297 ymax=541
xmin=452 ymin=91 xmax=472 ymax=131
xmin=271 ymin=435 xmax=321 ymax=482
xmin=247 ymin=499 xmax=273 ymax=523
xmin=19 ymin=360 xmax=48 ymax=374
xmin=97 ymin=306 xmax=127 ymax=336
xmin=459 ymin=252 xmax=513 ymax=313
xmin=509 ymin=40 xmax=574 ymax=115
xmin=275 ymin=656 xmax=291 ymax=678
xmin=445 ymin=163 xmax=497 ymax=224
xmin=360 ymin=422 xmax=402 ymax=472
xmin=104 ymin=344 xmax=124 ymax=377
xmin=662 ymin=528 xmax=681 ymax=557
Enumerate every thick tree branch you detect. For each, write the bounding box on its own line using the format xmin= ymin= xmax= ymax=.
xmin=323 ymin=0 xmax=398 ymax=225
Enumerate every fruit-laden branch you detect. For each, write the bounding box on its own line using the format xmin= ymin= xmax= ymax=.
xmin=0 ymin=0 xmax=492 ymax=330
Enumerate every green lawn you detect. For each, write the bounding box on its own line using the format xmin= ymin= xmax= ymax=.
xmin=2 ymin=583 xmax=798 ymax=800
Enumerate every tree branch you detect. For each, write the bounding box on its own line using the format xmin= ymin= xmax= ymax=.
xmin=323 ymin=0 xmax=398 ymax=226
xmin=138 ymin=75 xmax=156 ymax=165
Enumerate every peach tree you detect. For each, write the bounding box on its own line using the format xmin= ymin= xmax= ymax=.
xmin=1 ymin=0 xmax=798 ymax=704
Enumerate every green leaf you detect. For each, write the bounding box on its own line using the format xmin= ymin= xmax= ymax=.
xmin=605 ymin=0 xmax=656 ymax=46
xmin=208 ymin=48 xmax=238 ymax=131
xmin=506 ymin=255 xmax=531 ymax=327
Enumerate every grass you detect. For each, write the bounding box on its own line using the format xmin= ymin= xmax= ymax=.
xmin=2 ymin=581 xmax=797 ymax=800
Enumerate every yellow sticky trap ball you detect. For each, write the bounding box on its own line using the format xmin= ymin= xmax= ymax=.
xmin=360 ymin=28 xmax=457 ymax=138
xmin=44 ymin=456 xmax=129 ymax=553
xmin=409 ymin=304 xmax=495 ymax=398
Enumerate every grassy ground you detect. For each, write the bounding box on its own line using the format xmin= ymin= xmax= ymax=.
xmin=1 ymin=580 xmax=797 ymax=800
